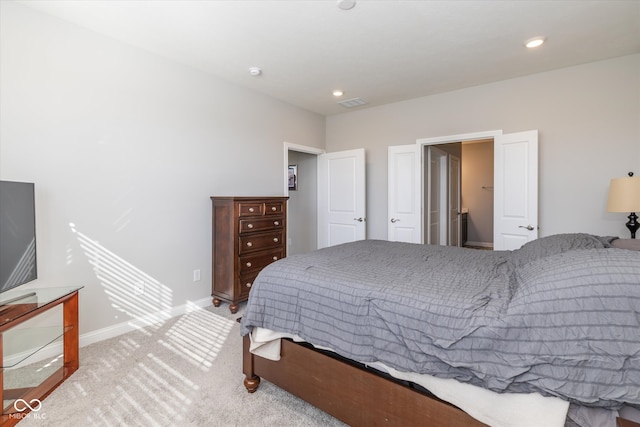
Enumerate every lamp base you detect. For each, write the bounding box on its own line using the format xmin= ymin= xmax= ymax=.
xmin=626 ymin=212 xmax=639 ymax=239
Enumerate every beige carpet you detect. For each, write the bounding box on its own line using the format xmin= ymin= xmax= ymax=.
xmin=14 ymin=305 xmax=346 ymax=426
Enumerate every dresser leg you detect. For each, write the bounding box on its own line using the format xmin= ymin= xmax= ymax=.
xmin=229 ymin=303 xmax=239 ymax=314
xmin=212 ymin=297 xmax=221 ymax=307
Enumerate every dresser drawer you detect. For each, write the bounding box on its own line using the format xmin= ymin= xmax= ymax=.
xmin=237 ymin=272 xmax=260 ymax=299
xmin=264 ymin=201 xmax=284 ymax=215
xmin=238 ymin=202 xmax=264 ymax=217
xmin=239 ymin=216 xmax=284 ymax=234
xmin=239 ymin=249 xmax=283 ymax=275
xmin=239 ymin=231 xmax=284 ymax=255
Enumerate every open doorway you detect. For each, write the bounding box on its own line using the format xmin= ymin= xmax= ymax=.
xmin=390 ymin=129 xmax=537 ymax=250
xmin=284 ymin=143 xmax=324 ymax=255
xmin=424 ymin=139 xmax=494 ymax=249
xmin=284 ymin=143 xmax=366 ymax=254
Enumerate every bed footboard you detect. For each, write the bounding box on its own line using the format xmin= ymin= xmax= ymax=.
xmin=242 ymin=334 xmax=487 ymax=426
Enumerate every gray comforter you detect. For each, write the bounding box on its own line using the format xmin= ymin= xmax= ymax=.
xmin=240 ymin=234 xmax=640 ymax=409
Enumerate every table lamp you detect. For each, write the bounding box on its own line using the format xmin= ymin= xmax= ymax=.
xmin=607 ymin=172 xmax=640 ymax=238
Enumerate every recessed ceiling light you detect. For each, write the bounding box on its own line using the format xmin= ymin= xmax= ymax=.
xmin=524 ymin=37 xmax=546 ymax=49
xmin=332 ymin=90 xmax=344 ymax=97
xmin=248 ymin=67 xmax=262 ymax=76
xmin=337 ymin=0 xmax=356 ymax=11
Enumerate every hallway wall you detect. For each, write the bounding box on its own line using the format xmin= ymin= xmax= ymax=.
xmin=461 ymin=140 xmax=494 ymax=246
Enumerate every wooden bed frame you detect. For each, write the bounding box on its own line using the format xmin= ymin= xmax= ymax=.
xmin=243 ymin=335 xmax=639 ymax=427
xmin=242 ymin=334 xmax=487 ymax=426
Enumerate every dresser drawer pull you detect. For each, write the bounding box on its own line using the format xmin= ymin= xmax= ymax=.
xmin=273 ymin=237 xmax=279 ymax=243
xmin=246 ymin=262 xmax=252 ymax=267
xmin=247 ymin=223 xmax=254 ymax=229
xmin=245 ymin=282 xmax=252 ymax=288
xmin=273 ymin=221 xmax=279 ymax=226
xmin=271 ymin=206 xmax=277 ymax=211
xmin=246 ymin=242 xmax=253 ymax=247
xmin=273 ymin=256 xmax=278 ymax=261
xmin=249 ymin=207 xmax=255 ymax=213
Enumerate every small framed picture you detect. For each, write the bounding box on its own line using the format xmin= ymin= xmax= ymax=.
xmin=288 ymin=165 xmax=298 ymax=191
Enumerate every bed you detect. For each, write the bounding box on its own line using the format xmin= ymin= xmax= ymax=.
xmin=239 ymin=234 xmax=640 ymax=427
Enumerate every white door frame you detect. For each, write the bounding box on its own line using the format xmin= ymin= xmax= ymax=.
xmin=417 ymin=130 xmax=503 ymax=147
xmin=283 ymin=142 xmax=325 ymax=195
xmin=418 ymin=130 xmax=504 ymax=246
xmin=449 ymin=154 xmax=461 ymax=246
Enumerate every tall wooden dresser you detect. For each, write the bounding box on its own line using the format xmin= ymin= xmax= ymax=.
xmin=211 ymin=196 xmax=288 ymax=313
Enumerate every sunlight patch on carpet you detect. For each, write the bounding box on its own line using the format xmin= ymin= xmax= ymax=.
xmin=158 ymin=307 xmax=235 ymax=370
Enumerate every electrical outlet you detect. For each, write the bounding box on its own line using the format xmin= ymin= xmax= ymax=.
xmin=133 ymin=281 xmax=144 ymax=296
xmin=193 ymin=269 xmax=201 ymax=282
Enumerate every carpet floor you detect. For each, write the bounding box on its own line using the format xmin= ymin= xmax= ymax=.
xmin=13 ymin=305 xmax=347 ymax=426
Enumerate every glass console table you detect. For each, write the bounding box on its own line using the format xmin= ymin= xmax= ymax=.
xmin=0 ymin=286 xmax=83 ymax=426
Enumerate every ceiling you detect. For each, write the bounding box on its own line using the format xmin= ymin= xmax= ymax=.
xmin=17 ymin=0 xmax=640 ymax=116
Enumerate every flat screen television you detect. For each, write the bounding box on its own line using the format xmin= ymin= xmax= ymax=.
xmin=0 ymin=181 xmax=38 ymax=294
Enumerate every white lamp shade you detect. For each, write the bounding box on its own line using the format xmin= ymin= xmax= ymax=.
xmin=607 ymin=176 xmax=640 ymax=212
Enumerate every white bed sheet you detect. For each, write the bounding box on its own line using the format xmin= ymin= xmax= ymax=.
xmin=249 ymin=327 xmax=570 ymax=427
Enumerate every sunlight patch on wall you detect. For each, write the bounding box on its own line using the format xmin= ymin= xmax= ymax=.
xmin=70 ymin=223 xmax=173 ymax=328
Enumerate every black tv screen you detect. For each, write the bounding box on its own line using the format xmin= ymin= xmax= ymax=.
xmin=0 ymin=181 xmax=37 ymax=292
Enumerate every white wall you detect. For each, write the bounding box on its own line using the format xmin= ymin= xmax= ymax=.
xmin=0 ymin=2 xmax=325 ymax=337
xmin=327 ymin=54 xmax=640 ymax=240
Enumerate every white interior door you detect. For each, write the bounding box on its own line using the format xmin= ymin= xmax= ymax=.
xmin=449 ymin=154 xmax=461 ymax=246
xmin=388 ymin=145 xmax=421 ymax=243
xmin=494 ymin=130 xmax=538 ymax=250
xmin=427 ymin=147 xmax=448 ymax=245
xmin=318 ymin=149 xmax=366 ymax=248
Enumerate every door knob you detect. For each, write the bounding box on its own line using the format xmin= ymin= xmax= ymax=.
xmin=390 ymin=218 xmax=400 ymax=223
xmin=518 ymin=225 xmax=535 ymax=231
xmin=353 ymin=217 xmax=364 ymax=222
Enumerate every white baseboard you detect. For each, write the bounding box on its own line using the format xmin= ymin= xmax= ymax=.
xmin=5 ymin=296 xmax=212 ymax=369
xmin=464 ymin=241 xmax=493 ymax=248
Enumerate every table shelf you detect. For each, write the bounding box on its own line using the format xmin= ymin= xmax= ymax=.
xmin=0 ymin=286 xmax=82 ymax=426
xmin=2 ymin=325 xmax=73 ymax=369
